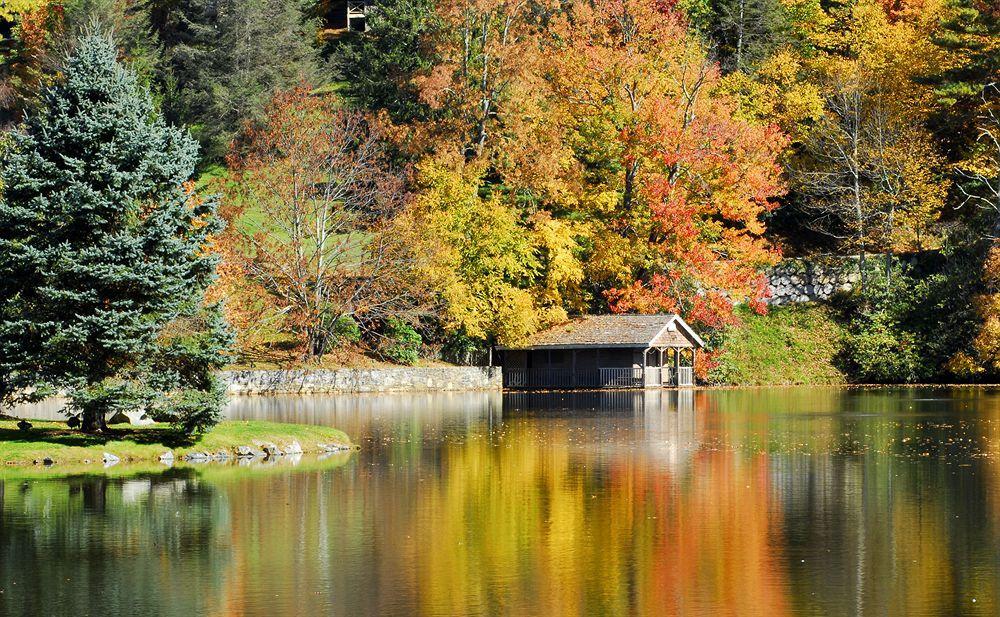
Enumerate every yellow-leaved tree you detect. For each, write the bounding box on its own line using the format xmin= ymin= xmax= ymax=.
xmin=792 ymin=0 xmax=950 ymax=291
xmin=399 ymin=156 xmax=587 ymax=346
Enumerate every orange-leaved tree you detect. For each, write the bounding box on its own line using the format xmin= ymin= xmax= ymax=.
xmin=412 ymin=0 xmax=573 ymax=195
xmin=549 ymin=0 xmax=787 ymax=328
xmin=217 ymin=88 xmax=417 ymax=360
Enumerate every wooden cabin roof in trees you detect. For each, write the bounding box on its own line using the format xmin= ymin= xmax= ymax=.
xmin=499 ymin=315 xmax=705 ymax=350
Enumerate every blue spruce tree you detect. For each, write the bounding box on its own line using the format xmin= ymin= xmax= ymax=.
xmin=0 ymin=31 xmax=232 ymax=434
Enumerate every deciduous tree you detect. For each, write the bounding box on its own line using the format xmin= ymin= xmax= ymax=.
xmin=550 ymin=0 xmax=786 ymax=327
xmin=0 ymin=0 xmax=59 ymax=126
xmin=792 ymin=0 xmax=949 ymax=291
xmin=956 ymin=84 xmax=1000 ymax=230
xmin=221 ymin=88 xmax=415 ymax=360
xmin=400 ymin=156 xmax=583 ymax=346
xmin=413 ymin=0 xmax=570 ymax=193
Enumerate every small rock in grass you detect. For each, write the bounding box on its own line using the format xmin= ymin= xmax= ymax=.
xmin=102 ymin=452 xmax=120 ymax=467
xmin=261 ymin=443 xmax=283 ymax=458
xmin=317 ymin=443 xmax=349 ymax=453
xmin=182 ymin=451 xmax=211 ymax=463
xmin=42 ymin=457 xmax=54 ymax=466
xmin=159 ymin=451 xmax=174 ymax=462
xmin=284 ymin=441 xmax=303 ymax=455
xmin=16 ymin=420 xmax=32 ymax=432
xmin=213 ymin=450 xmax=230 ymax=460
xmin=236 ymin=445 xmax=265 ymax=458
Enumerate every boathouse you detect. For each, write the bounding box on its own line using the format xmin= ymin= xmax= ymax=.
xmin=497 ymin=314 xmax=704 ymax=389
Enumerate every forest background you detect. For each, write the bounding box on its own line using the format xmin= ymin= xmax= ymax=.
xmin=1 ymin=0 xmax=997 ymax=385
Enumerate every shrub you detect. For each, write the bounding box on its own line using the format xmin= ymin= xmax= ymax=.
xmin=329 ymin=315 xmax=362 ymax=347
xmin=441 ymin=332 xmax=488 ymax=365
xmin=158 ymin=379 xmax=228 ymax=435
xmin=842 ymin=310 xmax=923 ymax=383
xmin=381 ymin=318 xmax=422 ymax=365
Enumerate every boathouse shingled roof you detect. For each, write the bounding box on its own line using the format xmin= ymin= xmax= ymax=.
xmin=500 ymin=314 xmax=705 ymax=350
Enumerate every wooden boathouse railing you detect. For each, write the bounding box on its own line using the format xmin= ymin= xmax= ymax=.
xmin=503 ymin=367 xmax=693 ymax=389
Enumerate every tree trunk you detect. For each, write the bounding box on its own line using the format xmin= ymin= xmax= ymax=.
xmin=735 ymin=0 xmax=745 ymax=70
xmin=885 ymin=206 xmax=894 ymax=289
xmin=623 ymin=161 xmax=638 ymax=213
xmin=80 ymin=407 xmax=108 ymax=434
xmin=853 ymin=138 xmax=866 ymax=300
xmin=304 ymin=325 xmax=326 ymax=362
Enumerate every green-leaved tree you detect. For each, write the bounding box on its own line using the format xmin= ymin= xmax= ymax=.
xmin=0 ymin=31 xmax=232 ymax=434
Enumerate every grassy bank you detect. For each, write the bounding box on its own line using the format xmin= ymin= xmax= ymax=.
xmin=711 ymin=304 xmax=848 ymax=386
xmin=0 ymin=419 xmax=352 ymax=467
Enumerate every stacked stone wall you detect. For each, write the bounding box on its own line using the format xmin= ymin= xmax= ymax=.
xmin=222 ymin=366 xmax=502 ymax=394
xmin=767 ymin=256 xmax=861 ymax=305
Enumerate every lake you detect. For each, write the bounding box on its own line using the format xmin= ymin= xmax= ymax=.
xmin=3 ymin=387 xmax=1000 ymax=616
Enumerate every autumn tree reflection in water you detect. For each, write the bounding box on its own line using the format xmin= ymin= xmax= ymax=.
xmin=5 ymin=388 xmax=1000 ymax=616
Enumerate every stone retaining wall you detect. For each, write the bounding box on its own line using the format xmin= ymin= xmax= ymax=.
xmin=767 ymin=256 xmax=861 ymax=306
xmin=222 ymin=367 xmax=503 ymax=395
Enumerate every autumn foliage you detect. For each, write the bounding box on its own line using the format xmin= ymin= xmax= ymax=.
xmin=216 ymin=88 xmax=417 ymax=360
xmin=7 ymin=0 xmax=990 ymax=373
xmin=547 ymin=1 xmax=785 ymax=327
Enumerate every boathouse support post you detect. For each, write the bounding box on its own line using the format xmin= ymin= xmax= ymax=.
xmin=572 ymin=349 xmax=577 ymax=388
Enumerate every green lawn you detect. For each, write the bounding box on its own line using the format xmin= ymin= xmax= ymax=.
xmin=0 ymin=419 xmax=352 ymax=467
xmin=710 ymin=303 xmax=849 ymax=386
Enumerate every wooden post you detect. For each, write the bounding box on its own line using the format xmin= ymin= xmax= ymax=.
xmin=572 ymin=349 xmax=577 ymax=388
xmin=547 ymin=349 xmax=552 ymax=388
xmin=673 ymin=348 xmax=680 ymax=387
xmin=596 ymin=348 xmax=602 ymax=388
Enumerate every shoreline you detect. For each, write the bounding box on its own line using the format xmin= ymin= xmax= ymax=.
xmin=0 ymin=419 xmax=354 ymax=469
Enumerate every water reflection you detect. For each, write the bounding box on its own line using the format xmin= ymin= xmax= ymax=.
xmin=4 ymin=388 xmax=1000 ymax=615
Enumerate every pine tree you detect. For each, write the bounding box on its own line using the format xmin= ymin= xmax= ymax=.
xmin=153 ymin=0 xmax=323 ymax=161
xmin=682 ymin=0 xmax=795 ymax=73
xmin=0 ymin=31 xmax=232 ymax=434
xmin=335 ymin=0 xmax=436 ymax=123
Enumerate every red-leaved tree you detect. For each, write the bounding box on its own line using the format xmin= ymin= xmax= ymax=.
xmin=551 ymin=0 xmax=786 ymax=329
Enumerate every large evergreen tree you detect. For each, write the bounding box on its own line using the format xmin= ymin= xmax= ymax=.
xmin=0 ymin=31 xmax=231 ymax=434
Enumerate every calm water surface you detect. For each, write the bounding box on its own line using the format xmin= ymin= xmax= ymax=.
xmin=4 ymin=387 xmax=1000 ymax=616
